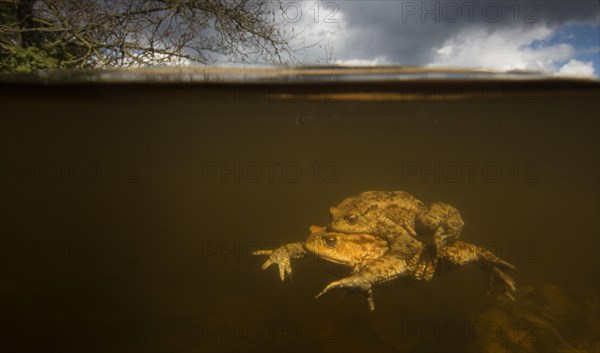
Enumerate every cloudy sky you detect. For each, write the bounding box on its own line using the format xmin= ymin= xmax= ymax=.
xmin=280 ymin=0 xmax=599 ymax=77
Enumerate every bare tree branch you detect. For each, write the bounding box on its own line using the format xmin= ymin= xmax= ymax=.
xmin=1 ymin=0 xmax=298 ymax=71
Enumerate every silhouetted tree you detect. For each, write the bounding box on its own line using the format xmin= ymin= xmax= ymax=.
xmin=0 ymin=0 xmax=296 ymax=72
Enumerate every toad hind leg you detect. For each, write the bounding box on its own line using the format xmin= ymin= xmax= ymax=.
xmin=314 ymin=254 xmax=413 ymax=311
xmin=441 ymin=241 xmax=516 ymax=300
xmin=417 ymin=202 xmax=465 ymax=258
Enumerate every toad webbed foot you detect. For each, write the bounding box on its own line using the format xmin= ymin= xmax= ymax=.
xmin=252 ymin=242 xmax=306 ymax=281
xmin=441 ymin=240 xmax=516 ymax=300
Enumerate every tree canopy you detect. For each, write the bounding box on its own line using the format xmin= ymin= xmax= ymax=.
xmin=0 ymin=0 xmax=297 ymax=72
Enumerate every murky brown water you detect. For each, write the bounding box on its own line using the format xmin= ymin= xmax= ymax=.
xmin=0 ymin=71 xmax=598 ymax=352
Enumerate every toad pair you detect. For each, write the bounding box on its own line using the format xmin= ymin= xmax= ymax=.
xmin=253 ymin=191 xmax=516 ymax=310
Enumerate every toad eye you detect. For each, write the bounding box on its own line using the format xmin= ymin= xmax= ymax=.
xmin=322 ymin=236 xmax=337 ymax=247
xmin=345 ymin=214 xmax=359 ymax=225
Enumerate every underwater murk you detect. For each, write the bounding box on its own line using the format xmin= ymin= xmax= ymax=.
xmin=0 ymin=68 xmax=598 ymax=352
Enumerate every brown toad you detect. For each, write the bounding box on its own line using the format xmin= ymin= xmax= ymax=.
xmin=328 ymin=191 xmax=465 ymax=260
xmin=254 ymin=225 xmax=516 ymax=311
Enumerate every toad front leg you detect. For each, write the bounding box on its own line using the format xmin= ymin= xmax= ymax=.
xmin=252 ymin=242 xmax=306 ymax=281
xmin=315 ymin=253 xmax=415 ymax=311
xmin=416 ymin=202 xmax=465 ymax=258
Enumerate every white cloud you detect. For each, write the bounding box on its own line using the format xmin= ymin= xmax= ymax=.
xmin=286 ymin=1 xmax=349 ymax=64
xmin=288 ymin=2 xmax=598 ymax=77
xmin=285 ymin=2 xmax=398 ymax=65
xmin=335 ymin=57 xmax=391 ymax=66
xmin=555 ymin=59 xmax=596 ymax=78
xmin=437 ymin=45 xmax=453 ymax=56
xmin=428 ymin=25 xmax=576 ymax=74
